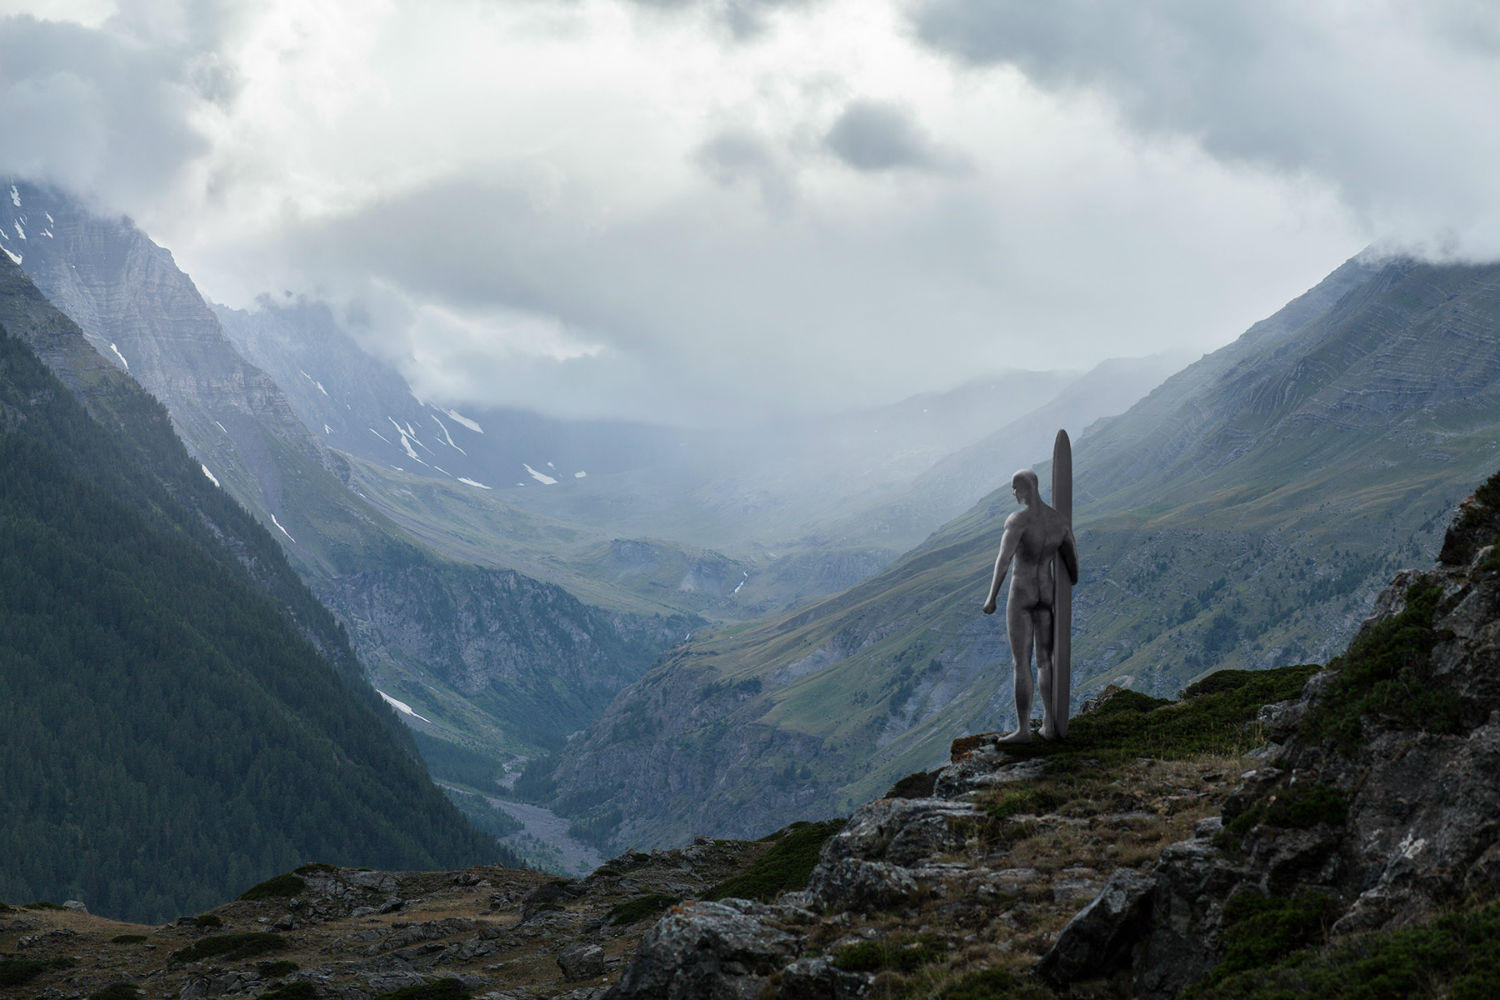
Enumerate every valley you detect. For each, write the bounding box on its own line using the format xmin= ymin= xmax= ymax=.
xmin=3 ymin=177 xmax=1497 ymax=913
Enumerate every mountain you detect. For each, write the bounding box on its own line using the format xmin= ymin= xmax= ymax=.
xmin=528 ymin=251 xmax=1500 ymax=853
xmin=212 ymin=294 xmax=689 ymax=490
xmin=0 ymin=253 xmax=499 ymax=923
xmin=2 ymin=180 xmax=692 ymax=784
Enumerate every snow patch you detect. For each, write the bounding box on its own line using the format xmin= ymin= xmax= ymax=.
xmin=524 ymin=463 xmax=558 ymax=485
xmin=215 ymin=421 xmax=228 ymax=434
xmin=323 ymin=424 xmax=333 ymax=435
xmin=13 ymin=221 xmax=25 ymax=240
xmin=299 ymin=370 xmax=329 ymax=396
xmin=200 ymin=464 xmax=220 ymax=487
xmin=458 ymin=477 xmax=493 ymax=490
xmin=733 ymin=571 xmax=749 ymax=595
xmin=377 ymin=690 xmax=433 ymax=724
xmin=442 ymin=408 xmax=483 ymax=433
xmin=1 ymin=245 xmax=19 ymax=266
xmin=270 ymin=512 xmax=296 ymax=543
xmin=8 ymin=185 xmax=18 ymax=207
xmin=574 ymin=470 xmax=587 ymax=479
xmin=387 ymin=416 xmax=429 ymax=464
xmin=109 ymin=343 xmax=129 ymax=369
xmin=429 ymin=413 xmax=466 ymax=454
xmin=369 ymin=427 xmax=392 ymax=444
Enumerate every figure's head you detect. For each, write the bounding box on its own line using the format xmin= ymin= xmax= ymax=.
xmin=1012 ymin=468 xmax=1040 ymax=505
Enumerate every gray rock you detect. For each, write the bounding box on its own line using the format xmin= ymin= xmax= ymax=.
xmin=817 ymin=796 xmax=983 ymax=868
xmin=1036 ymin=867 xmax=1154 ymax=985
xmin=776 ymin=955 xmax=871 ymax=998
xmin=1132 ymin=840 xmax=1250 ymax=998
xmin=934 ymin=753 xmax=1047 ymax=798
xmin=805 ymin=858 xmax=921 ymax=912
xmin=558 ymin=942 xmax=607 ymax=981
xmin=605 ymin=898 xmax=800 ymax=1000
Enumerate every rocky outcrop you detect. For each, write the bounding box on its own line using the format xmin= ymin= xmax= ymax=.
xmin=1042 ymin=472 xmax=1500 ymax=996
xmin=605 ymin=899 xmax=809 ymax=1000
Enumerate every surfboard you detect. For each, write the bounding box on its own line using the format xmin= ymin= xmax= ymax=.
xmin=1051 ymin=428 xmax=1073 ymax=739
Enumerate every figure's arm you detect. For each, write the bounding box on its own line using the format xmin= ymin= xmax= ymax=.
xmin=983 ymin=521 xmax=1020 ymax=614
xmin=1060 ymin=529 xmax=1079 ymax=586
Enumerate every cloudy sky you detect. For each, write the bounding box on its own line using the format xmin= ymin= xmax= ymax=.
xmin=2 ymin=0 xmax=1496 ymax=425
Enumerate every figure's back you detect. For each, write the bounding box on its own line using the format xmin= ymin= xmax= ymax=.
xmin=1013 ymin=501 xmax=1069 ymax=564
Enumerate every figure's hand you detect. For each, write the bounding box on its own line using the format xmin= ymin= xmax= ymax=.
xmin=982 ymin=598 xmax=997 ymax=615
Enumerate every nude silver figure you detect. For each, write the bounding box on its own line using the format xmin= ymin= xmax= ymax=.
xmin=982 ymin=468 xmax=1079 ymax=742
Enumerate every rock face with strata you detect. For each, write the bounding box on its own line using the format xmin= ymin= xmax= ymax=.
xmin=1041 ymin=474 xmax=1500 ymax=996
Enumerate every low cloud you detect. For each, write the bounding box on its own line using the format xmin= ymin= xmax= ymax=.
xmin=0 ymin=11 xmax=225 ymax=210
xmin=623 ymin=0 xmax=826 ymax=40
xmin=823 ymin=99 xmax=954 ymax=173
xmin=909 ymin=0 xmax=1500 ymax=258
xmin=695 ymin=127 xmax=796 ymax=208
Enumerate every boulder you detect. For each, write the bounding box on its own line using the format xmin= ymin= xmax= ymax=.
xmin=776 ymin=955 xmax=872 ymax=999
xmin=805 ymin=858 xmax=922 ymax=913
xmin=1036 ymin=867 xmax=1154 ymax=985
xmin=558 ymin=942 xmax=607 ymax=981
xmin=605 ymin=899 xmax=800 ymax=1000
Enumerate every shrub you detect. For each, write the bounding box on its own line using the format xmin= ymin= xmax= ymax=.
xmin=170 ymin=932 xmax=288 ymax=963
xmin=238 ymin=873 xmax=307 ymax=901
xmin=0 ymin=958 xmax=48 ymax=987
xmin=1187 ymin=902 xmax=1500 ymax=1000
xmin=994 ymin=663 xmax=1320 ymax=766
xmin=89 ymin=984 xmax=144 ymax=1000
xmin=607 ymin=894 xmax=680 ymax=926
xmin=987 ymin=787 xmax=1064 ymax=820
xmin=834 ymin=934 xmax=948 ymax=973
xmin=704 ymin=818 xmax=845 ymax=901
xmin=1212 ymin=890 xmax=1342 ymax=983
xmin=1218 ymin=781 xmax=1348 ymax=848
xmin=1304 ymin=584 xmax=1461 ymax=749
xmin=938 ymin=968 xmax=1024 ymax=999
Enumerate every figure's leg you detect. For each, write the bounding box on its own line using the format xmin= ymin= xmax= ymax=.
xmin=1000 ymin=598 xmax=1034 ymax=743
xmin=1034 ymin=606 xmax=1059 ymax=740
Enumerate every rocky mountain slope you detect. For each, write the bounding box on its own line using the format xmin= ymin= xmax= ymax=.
xmin=0 ymin=254 xmax=498 ymax=924
xmin=13 ymin=472 xmax=1492 ymax=997
xmin=532 ymin=252 xmax=1500 ymax=854
xmin=1 ymin=180 xmax=692 ymax=780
